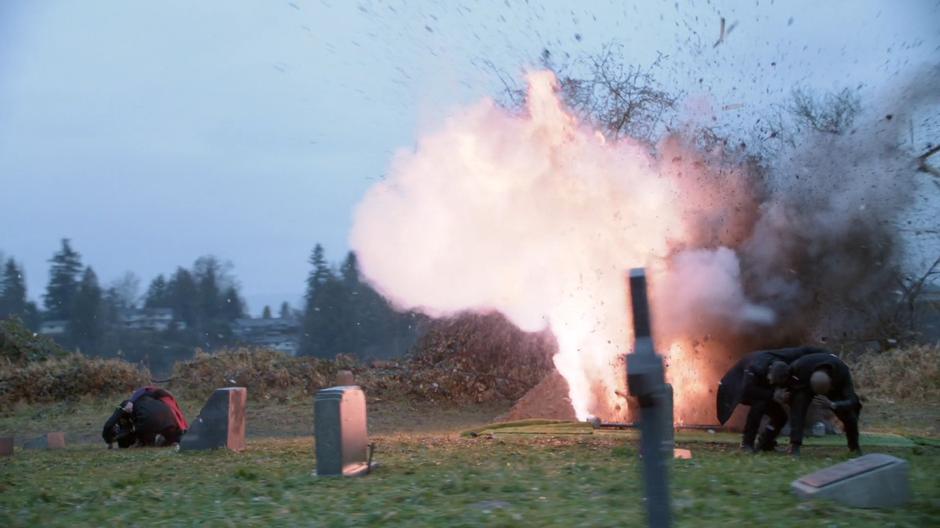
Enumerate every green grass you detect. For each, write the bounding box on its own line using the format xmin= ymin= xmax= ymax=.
xmin=2 ymin=431 xmax=938 ymax=527
xmin=2 ymin=399 xmax=938 ymax=526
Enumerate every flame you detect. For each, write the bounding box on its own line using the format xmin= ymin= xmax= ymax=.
xmin=350 ymin=70 xmax=772 ymax=424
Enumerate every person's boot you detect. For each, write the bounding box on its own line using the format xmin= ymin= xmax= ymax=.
xmin=755 ymin=428 xmax=778 ymax=452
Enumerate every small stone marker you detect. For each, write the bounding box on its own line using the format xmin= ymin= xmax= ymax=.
xmin=314 ymin=386 xmax=371 ymax=476
xmin=673 ymin=448 xmax=692 ymax=460
xmin=180 ymin=387 xmax=247 ymax=452
xmin=791 ymin=453 xmax=910 ymax=508
xmin=23 ymin=432 xmax=66 ymax=450
xmin=0 ymin=436 xmax=13 ymax=456
xmin=335 ymin=370 xmax=355 ymax=386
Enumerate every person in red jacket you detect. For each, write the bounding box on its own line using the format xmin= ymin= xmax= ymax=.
xmin=102 ymin=387 xmax=188 ymax=448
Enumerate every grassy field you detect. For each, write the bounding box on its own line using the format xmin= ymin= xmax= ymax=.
xmin=2 ymin=400 xmax=939 ymax=527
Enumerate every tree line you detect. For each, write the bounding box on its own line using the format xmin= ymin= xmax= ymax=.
xmin=0 ymin=239 xmax=423 ymax=370
xmin=298 ymin=244 xmax=424 ymax=359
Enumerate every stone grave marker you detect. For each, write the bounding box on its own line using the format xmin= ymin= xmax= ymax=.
xmin=335 ymin=370 xmax=355 ymax=386
xmin=314 ymin=386 xmax=371 ymax=476
xmin=180 ymin=387 xmax=247 ymax=452
xmin=791 ymin=453 xmax=910 ymax=508
xmin=23 ymin=432 xmax=66 ymax=450
xmin=0 ymin=436 xmax=13 ymax=456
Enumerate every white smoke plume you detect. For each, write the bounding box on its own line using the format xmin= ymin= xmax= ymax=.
xmin=350 ymin=71 xmax=776 ymax=421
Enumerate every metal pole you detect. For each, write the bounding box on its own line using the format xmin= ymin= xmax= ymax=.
xmin=626 ymin=268 xmax=672 ymax=528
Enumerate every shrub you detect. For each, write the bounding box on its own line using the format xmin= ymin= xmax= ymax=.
xmin=169 ymin=348 xmax=344 ymax=403
xmin=846 ymin=344 xmax=940 ymax=403
xmin=0 ymin=353 xmax=150 ymax=405
xmin=0 ymin=317 xmax=67 ymax=365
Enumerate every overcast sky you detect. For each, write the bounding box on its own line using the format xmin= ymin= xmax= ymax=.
xmin=1 ymin=0 xmax=938 ymax=314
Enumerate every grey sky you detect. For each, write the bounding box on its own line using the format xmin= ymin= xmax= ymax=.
xmin=1 ymin=0 xmax=937 ymax=314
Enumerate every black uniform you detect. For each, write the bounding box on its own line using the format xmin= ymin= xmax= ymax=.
xmin=786 ymin=352 xmax=861 ymax=451
xmin=102 ymin=394 xmax=182 ymax=448
xmin=727 ymin=347 xmax=825 ymax=449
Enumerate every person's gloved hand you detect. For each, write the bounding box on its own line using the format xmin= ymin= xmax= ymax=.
xmin=773 ymin=388 xmax=790 ymax=404
xmin=829 ymin=399 xmax=854 ymax=412
xmin=813 ymin=395 xmax=834 ymax=409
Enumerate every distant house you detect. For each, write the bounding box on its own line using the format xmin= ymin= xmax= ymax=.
xmin=119 ymin=308 xmax=186 ymax=332
xmin=232 ymin=317 xmax=300 ymax=355
xmin=38 ymin=320 xmax=67 ymax=336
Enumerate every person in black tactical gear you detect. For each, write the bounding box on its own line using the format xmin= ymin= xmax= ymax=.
xmin=716 ymin=346 xmax=825 ymax=452
xmin=783 ymin=352 xmax=862 ymax=456
xmin=102 ymin=387 xmax=187 ymax=448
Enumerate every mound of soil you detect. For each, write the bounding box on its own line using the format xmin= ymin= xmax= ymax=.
xmin=497 ymin=370 xmax=577 ymax=422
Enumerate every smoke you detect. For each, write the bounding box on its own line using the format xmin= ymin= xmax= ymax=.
xmin=350 ymin=67 xmax=937 ymax=423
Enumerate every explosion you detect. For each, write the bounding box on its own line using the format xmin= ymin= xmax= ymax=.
xmin=350 ymin=69 xmax=926 ymax=424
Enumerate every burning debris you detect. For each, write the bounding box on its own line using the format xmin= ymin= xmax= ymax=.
xmin=350 ymin=67 xmax=938 ymax=425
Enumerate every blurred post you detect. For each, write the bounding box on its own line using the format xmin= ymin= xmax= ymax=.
xmin=626 ymin=268 xmax=672 ymax=528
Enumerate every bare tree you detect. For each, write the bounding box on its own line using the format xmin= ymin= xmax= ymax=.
xmin=787 ymin=87 xmax=861 ymax=135
xmin=108 ymin=271 xmax=141 ymax=311
xmin=917 ymin=144 xmax=940 ymax=179
xmin=551 ymin=45 xmax=677 ymax=142
xmin=486 ymin=43 xmax=677 ymax=144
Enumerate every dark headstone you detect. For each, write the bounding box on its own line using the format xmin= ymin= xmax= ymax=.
xmin=792 ymin=453 xmax=910 ymax=508
xmin=180 ymin=387 xmax=247 ymax=452
xmin=625 ymin=268 xmax=672 ymax=527
xmin=23 ymin=432 xmax=65 ymax=450
xmin=0 ymin=436 xmax=13 ymax=456
xmin=314 ymin=386 xmax=370 ymax=476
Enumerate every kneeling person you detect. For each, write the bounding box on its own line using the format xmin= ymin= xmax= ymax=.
xmin=102 ymin=387 xmax=188 ymax=448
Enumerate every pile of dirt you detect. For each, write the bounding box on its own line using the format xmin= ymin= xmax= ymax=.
xmin=497 ymin=370 xmax=576 ymax=422
xmin=402 ymin=312 xmax=556 ymax=404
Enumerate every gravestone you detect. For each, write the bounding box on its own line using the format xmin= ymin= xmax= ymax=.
xmin=180 ymin=387 xmax=247 ymax=452
xmin=314 ymin=386 xmax=371 ymax=476
xmin=23 ymin=432 xmax=66 ymax=450
xmin=0 ymin=436 xmax=13 ymax=456
xmin=335 ymin=370 xmax=355 ymax=386
xmin=791 ymin=453 xmax=910 ymax=508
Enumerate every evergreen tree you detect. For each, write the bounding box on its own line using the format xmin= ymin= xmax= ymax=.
xmin=69 ymin=267 xmax=105 ymax=352
xmin=194 ymin=256 xmax=223 ymax=322
xmin=262 ymin=305 xmax=272 ymax=319
xmin=0 ymin=259 xmax=28 ymax=319
xmin=305 ymin=244 xmax=331 ymax=304
xmin=167 ymin=267 xmax=198 ymax=327
xmin=43 ymin=239 xmax=83 ymax=321
xmin=300 ymin=244 xmax=341 ymax=356
xmin=301 ymin=275 xmax=348 ymax=357
xmin=278 ymin=301 xmax=292 ymax=319
xmin=221 ymin=285 xmax=244 ymax=320
xmin=144 ymin=274 xmax=170 ymax=308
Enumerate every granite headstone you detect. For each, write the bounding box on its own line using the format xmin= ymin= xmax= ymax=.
xmin=0 ymin=436 xmax=13 ymax=456
xmin=335 ymin=370 xmax=355 ymax=386
xmin=791 ymin=453 xmax=910 ymax=508
xmin=314 ymin=385 xmax=370 ymax=476
xmin=180 ymin=387 xmax=247 ymax=452
xmin=23 ymin=432 xmax=65 ymax=450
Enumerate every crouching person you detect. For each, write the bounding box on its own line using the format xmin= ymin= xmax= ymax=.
xmin=785 ymin=352 xmax=862 ymax=456
xmin=717 ymin=346 xmax=823 ymax=452
xmin=102 ymin=387 xmax=188 ymax=448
